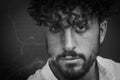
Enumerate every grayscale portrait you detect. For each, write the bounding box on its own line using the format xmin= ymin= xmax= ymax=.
xmin=0 ymin=0 xmax=120 ymax=80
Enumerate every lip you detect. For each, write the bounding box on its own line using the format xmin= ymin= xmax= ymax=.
xmin=58 ymin=58 xmax=84 ymax=65
xmin=58 ymin=56 xmax=81 ymax=60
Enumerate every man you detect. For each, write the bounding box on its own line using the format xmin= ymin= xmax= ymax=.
xmin=27 ymin=0 xmax=120 ymax=80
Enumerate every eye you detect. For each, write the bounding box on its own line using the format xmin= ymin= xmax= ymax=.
xmin=49 ymin=24 xmax=63 ymax=33
xmin=74 ymin=20 xmax=89 ymax=33
xmin=75 ymin=25 xmax=88 ymax=33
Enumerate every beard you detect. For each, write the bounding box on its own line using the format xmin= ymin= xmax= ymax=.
xmin=50 ymin=49 xmax=99 ymax=80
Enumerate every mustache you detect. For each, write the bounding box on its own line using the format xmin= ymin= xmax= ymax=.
xmin=56 ymin=50 xmax=86 ymax=61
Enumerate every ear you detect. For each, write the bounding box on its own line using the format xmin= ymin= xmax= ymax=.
xmin=100 ymin=20 xmax=108 ymax=44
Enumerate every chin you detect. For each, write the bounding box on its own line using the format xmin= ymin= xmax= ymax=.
xmin=53 ymin=57 xmax=96 ymax=80
xmin=58 ymin=63 xmax=88 ymax=79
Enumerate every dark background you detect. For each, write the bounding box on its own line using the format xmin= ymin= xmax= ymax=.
xmin=0 ymin=0 xmax=120 ymax=80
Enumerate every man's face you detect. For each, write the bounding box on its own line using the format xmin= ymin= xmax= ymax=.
xmin=45 ymin=7 xmax=106 ymax=79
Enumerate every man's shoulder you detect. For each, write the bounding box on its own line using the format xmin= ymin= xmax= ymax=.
xmin=97 ymin=56 xmax=120 ymax=80
xmin=97 ymin=56 xmax=120 ymax=69
xmin=27 ymin=59 xmax=57 ymax=80
xmin=27 ymin=69 xmax=45 ymax=80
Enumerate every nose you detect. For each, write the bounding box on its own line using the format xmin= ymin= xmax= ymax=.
xmin=63 ymin=28 xmax=75 ymax=51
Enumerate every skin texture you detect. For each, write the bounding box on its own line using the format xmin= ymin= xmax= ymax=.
xmin=45 ymin=7 xmax=107 ymax=80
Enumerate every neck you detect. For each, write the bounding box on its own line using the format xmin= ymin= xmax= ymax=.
xmin=49 ymin=60 xmax=99 ymax=80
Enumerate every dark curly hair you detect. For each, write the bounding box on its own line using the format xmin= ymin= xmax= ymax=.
xmin=28 ymin=0 xmax=120 ymax=26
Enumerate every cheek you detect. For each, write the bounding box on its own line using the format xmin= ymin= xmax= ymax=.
xmin=47 ymin=33 xmax=63 ymax=58
xmin=74 ymin=28 xmax=99 ymax=59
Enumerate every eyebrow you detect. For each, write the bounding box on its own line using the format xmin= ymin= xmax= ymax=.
xmin=46 ymin=18 xmax=89 ymax=30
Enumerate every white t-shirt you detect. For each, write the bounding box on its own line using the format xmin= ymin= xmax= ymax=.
xmin=27 ymin=56 xmax=120 ymax=80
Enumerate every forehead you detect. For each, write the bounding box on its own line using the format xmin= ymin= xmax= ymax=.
xmin=46 ymin=6 xmax=92 ymax=26
xmin=44 ymin=6 xmax=97 ymax=28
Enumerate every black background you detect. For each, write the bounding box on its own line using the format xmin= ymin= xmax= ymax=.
xmin=0 ymin=0 xmax=120 ymax=80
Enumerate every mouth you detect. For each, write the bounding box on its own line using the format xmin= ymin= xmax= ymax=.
xmin=59 ymin=56 xmax=80 ymax=60
xmin=56 ymin=51 xmax=85 ymax=64
xmin=58 ymin=56 xmax=84 ymax=68
xmin=58 ymin=56 xmax=84 ymax=64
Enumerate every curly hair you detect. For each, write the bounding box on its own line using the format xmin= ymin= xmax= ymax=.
xmin=28 ymin=0 xmax=120 ymax=26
